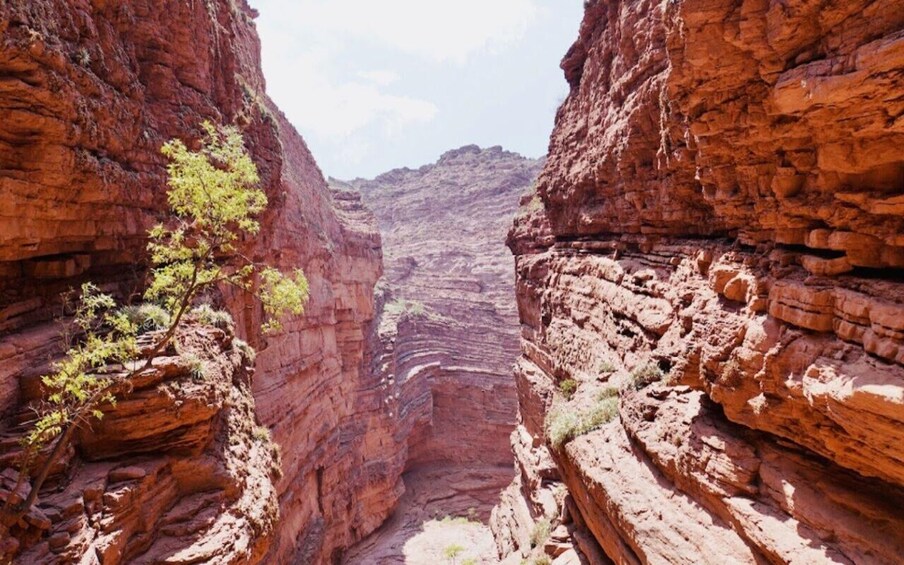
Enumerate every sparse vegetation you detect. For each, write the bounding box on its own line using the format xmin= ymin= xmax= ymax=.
xmin=533 ymin=556 xmax=552 ymax=565
xmin=596 ymin=386 xmax=619 ymax=401
xmin=530 ymin=517 xmax=552 ymax=548
xmin=120 ymin=303 xmax=171 ymax=334
xmin=558 ymin=378 xmax=577 ymax=400
xmin=233 ymin=338 xmax=257 ymax=364
xmin=189 ymin=304 xmax=233 ymax=330
xmin=598 ymin=360 xmax=616 ymax=374
xmin=252 ymin=425 xmax=272 ymax=443
xmin=443 ymin=543 xmax=465 ymax=564
xmin=440 ymin=515 xmax=473 ymax=525
xmin=385 ymin=298 xmax=426 ymax=317
xmin=546 ymin=396 xmax=619 ymax=448
xmin=3 ymin=122 xmax=309 ymax=519
xmin=75 ymin=47 xmax=90 ymax=66
xmin=629 ymin=362 xmax=665 ymax=390
xmin=182 ymin=352 xmax=206 ymax=381
xmin=269 ymin=440 xmax=283 ymax=479
xmin=236 ymin=72 xmax=276 ymax=125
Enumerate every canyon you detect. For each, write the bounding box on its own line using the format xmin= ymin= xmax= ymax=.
xmin=493 ymin=0 xmax=904 ymax=563
xmin=337 ymin=146 xmax=542 ymax=563
xmin=0 ymin=0 xmax=903 ymax=564
xmin=0 ymin=1 xmax=383 ymax=562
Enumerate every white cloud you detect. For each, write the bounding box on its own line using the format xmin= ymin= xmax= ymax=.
xmin=256 ymin=0 xmax=540 ymax=63
xmin=255 ymin=20 xmax=438 ymax=143
xmin=357 ymin=70 xmax=400 ymax=87
xmin=251 ymin=0 xmax=540 ymax=168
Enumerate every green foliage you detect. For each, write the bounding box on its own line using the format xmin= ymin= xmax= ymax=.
xmin=533 ymin=557 xmax=552 ymax=565
xmin=25 ymin=283 xmax=136 ymax=451
xmin=259 ymin=267 xmax=309 ymax=334
xmin=596 ymin=386 xmax=619 ymax=401
xmin=233 ymin=338 xmax=257 ymax=364
xmin=189 ymin=304 xmax=233 ymax=330
xmin=161 ymin=121 xmax=264 ymax=235
xmin=440 ymin=515 xmax=473 ymax=525
xmin=181 ymin=352 xmax=206 ymax=381
xmin=146 ymin=121 xmax=307 ymax=335
xmin=558 ymin=378 xmax=577 ymax=400
xmin=384 ymin=298 xmax=426 ymax=317
xmin=11 ymin=122 xmax=309 ymax=516
xmin=629 ymin=362 xmax=665 ymax=390
xmin=597 ymin=360 xmax=616 ymax=374
xmin=530 ymin=517 xmax=552 ymax=548
xmin=443 ymin=544 xmax=465 ymax=563
xmin=461 ymin=559 xmax=477 ymax=565
xmin=252 ymin=425 xmax=271 ymax=443
xmin=546 ymin=396 xmax=619 ymax=448
xmin=120 ymin=303 xmax=171 ymax=334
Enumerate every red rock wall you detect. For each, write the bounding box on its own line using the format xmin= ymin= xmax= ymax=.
xmin=337 ymin=147 xmax=541 ymax=547
xmin=350 ymin=146 xmax=541 ymax=474
xmin=496 ymin=0 xmax=904 ymax=562
xmin=2 ymin=324 xmax=281 ymax=563
xmin=0 ymin=2 xmax=387 ymax=563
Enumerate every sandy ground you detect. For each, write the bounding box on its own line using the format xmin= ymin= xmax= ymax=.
xmin=342 ymin=465 xmax=512 ymax=564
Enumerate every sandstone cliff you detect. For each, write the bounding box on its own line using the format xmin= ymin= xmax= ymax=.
xmin=495 ymin=0 xmax=904 ymax=563
xmin=0 ymin=1 xmax=385 ymax=562
xmin=336 ymin=146 xmax=542 ymax=562
xmin=2 ymin=323 xmax=280 ymax=563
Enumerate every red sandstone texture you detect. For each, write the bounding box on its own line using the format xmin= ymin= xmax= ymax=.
xmin=1 ymin=324 xmax=281 ymax=564
xmin=0 ymin=1 xmax=385 ymax=563
xmin=495 ymin=0 xmax=904 ymax=563
xmin=337 ymin=147 xmax=541 ymax=562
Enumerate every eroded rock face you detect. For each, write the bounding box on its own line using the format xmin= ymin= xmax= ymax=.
xmin=496 ymin=0 xmax=904 ymax=563
xmin=2 ymin=324 xmax=281 ymax=564
xmin=337 ymin=147 xmax=541 ymax=561
xmin=0 ymin=1 xmax=385 ymax=562
xmin=349 ymin=146 xmax=541 ymax=469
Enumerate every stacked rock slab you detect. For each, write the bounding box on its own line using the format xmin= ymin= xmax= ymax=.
xmin=342 ymin=146 xmax=542 ymax=522
xmin=494 ymin=0 xmax=904 ymax=563
xmin=0 ymin=1 xmax=389 ymax=563
xmin=2 ymin=324 xmax=280 ymax=564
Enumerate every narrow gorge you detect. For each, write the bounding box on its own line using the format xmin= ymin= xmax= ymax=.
xmin=1 ymin=0 xmax=902 ymax=564
xmin=336 ymin=145 xmax=541 ymax=563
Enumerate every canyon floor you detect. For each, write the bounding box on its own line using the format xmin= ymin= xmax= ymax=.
xmin=342 ymin=467 xmax=510 ymax=564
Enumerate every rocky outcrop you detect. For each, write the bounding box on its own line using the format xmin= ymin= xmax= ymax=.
xmin=337 ymin=146 xmax=542 ymax=561
xmin=0 ymin=1 xmax=385 ymax=563
xmin=2 ymin=324 xmax=280 ymax=564
xmin=496 ymin=0 xmax=904 ymax=563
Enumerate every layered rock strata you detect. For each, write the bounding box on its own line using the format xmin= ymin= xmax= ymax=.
xmin=338 ymin=147 xmax=542 ymax=561
xmin=495 ymin=0 xmax=904 ymax=563
xmin=0 ymin=2 xmax=386 ymax=562
xmin=1 ymin=324 xmax=280 ymax=564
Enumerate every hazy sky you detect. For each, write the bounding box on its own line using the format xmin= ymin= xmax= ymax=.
xmin=250 ymin=0 xmax=583 ymax=179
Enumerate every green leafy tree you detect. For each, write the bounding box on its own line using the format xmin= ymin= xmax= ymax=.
xmin=3 ymin=122 xmax=308 ymax=518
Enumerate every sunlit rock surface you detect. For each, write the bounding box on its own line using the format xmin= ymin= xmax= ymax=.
xmin=337 ymin=146 xmax=542 ymax=563
xmin=0 ymin=1 xmax=384 ymax=562
xmin=494 ymin=0 xmax=904 ymax=562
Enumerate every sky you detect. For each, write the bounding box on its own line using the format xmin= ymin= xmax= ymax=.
xmin=250 ymin=0 xmax=584 ymax=180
